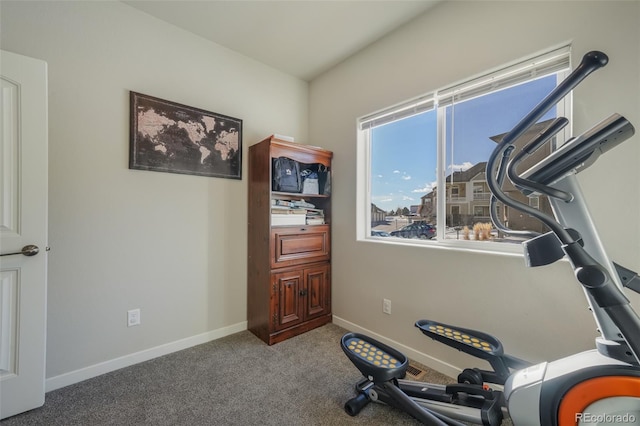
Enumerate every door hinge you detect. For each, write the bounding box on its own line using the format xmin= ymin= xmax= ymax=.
xmin=272 ymin=312 xmax=278 ymax=326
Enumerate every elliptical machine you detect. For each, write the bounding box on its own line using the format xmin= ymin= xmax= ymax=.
xmin=341 ymin=51 xmax=640 ymax=425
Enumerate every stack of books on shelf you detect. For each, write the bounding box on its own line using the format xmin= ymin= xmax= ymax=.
xmin=305 ymin=208 xmax=325 ymax=225
xmin=271 ymin=200 xmax=306 ymax=226
xmin=271 ymin=199 xmax=324 ymax=226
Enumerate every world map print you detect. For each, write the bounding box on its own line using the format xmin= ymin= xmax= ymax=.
xmin=130 ymin=92 xmax=242 ymax=179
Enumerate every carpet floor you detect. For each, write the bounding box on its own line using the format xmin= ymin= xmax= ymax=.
xmin=1 ymin=324 xmax=495 ymax=425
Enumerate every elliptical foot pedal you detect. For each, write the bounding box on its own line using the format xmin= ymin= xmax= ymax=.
xmin=341 ymin=333 xmax=408 ymax=382
xmin=416 ymin=319 xmax=504 ymax=360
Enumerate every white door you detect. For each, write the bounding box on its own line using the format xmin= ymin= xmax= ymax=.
xmin=0 ymin=50 xmax=48 ymax=419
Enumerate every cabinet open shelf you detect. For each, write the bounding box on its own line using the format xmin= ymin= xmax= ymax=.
xmin=272 ymin=192 xmax=330 ymax=199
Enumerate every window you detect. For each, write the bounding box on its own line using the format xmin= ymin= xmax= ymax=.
xmin=359 ymin=46 xmax=571 ymax=250
xmin=474 ymin=206 xmax=490 ymax=217
xmin=529 ymin=196 xmax=540 ymax=209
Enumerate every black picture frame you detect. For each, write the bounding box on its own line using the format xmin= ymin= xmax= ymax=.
xmin=129 ymin=91 xmax=242 ymax=179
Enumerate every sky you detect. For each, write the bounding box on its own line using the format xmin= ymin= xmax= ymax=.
xmin=370 ymin=75 xmax=558 ymax=213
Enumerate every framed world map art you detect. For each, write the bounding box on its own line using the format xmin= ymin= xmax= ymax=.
xmin=129 ymin=91 xmax=242 ymax=179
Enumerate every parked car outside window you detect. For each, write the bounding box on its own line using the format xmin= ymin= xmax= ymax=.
xmin=390 ymin=222 xmax=435 ymax=239
xmin=371 ymin=229 xmax=390 ymax=237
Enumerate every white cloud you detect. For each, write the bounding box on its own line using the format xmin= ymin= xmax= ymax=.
xmin=372 ymin=194 xmax=394 ymax=203
xmin=448 ymin=161 xmax=474 ymax=172
xmin=391 ymin=170 xmax=411 ymax=180
xmin=412 ymin=181 xmax=437 ymax=193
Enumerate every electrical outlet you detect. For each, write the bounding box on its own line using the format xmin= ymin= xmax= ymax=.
xmin=127 ymin=308 xmax=141 ymax=327
xmin=382 ymin=299 xmax=391 ymax=315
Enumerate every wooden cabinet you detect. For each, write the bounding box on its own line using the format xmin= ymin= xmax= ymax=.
xmin=248 ymin=135 xmax=332 ymax=345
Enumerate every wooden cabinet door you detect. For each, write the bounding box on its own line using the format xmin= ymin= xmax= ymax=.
xmin=271 ymin=263 xmax=330 ymax=332
xmin=303 ymin=264 xmax=330 ymax=321
xmin=272 ymin=270 xmax=304 ymax=331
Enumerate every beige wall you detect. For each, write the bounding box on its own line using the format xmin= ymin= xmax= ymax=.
xmin=1 ymin=1 xmax=308 ymax=382
xmin=310 ymin=1 xmax=640 ymax=375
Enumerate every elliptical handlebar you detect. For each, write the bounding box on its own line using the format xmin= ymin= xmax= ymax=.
xmin=488 ymin=145 xmax=529 ymax=237
xmin=489 ymin=117 xmax=572 ymax=240
xmin=491 ymin=51 xmax=607 ymax=149
xmin=486 ymin=51 xmax=608 ymax=245
xmin=506 ymin=117 xmax=573 ymax=202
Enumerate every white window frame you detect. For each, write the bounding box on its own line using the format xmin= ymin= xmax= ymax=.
xmin=357 ymin=45 xmax=572 ymax=254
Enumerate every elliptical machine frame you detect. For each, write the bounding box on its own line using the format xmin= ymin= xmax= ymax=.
xmin=341 ymin=51 xmax=640 ymax=425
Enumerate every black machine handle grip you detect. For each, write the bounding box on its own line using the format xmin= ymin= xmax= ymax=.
xmin=522 ymin=117 xmax=569 ymax=155
xmin=500 ymin=51 xmax=608 ymax=148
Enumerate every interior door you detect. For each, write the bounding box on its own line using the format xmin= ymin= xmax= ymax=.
xmin=0 ymin=50 xmax=48 ymax=419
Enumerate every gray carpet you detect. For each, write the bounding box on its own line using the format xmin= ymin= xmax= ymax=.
xmin=0 ymin=324 xmax=472 ymax=425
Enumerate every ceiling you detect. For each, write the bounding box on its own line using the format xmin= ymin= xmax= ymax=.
xmin=123 ymin=0 xmax=441 ymax=81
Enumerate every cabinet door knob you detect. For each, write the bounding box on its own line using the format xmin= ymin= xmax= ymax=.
xmin=299 ymin=289 xmax=308 ymax=296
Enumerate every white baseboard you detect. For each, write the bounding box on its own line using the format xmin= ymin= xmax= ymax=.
xmin=45 ymin=321 xmax=247 ymax=392
xmin=333 ymin=315 xmax=462 ymax=379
